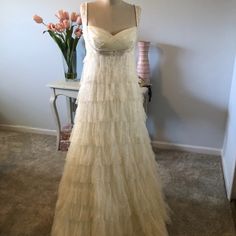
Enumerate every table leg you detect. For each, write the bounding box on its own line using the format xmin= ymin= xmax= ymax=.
xmin=143 ymin=90 xmax=148 ymax=114
xmin=49 ymin=89 xmax=61 ymax=150
xmin=71 ymin=98 xmax=77 ymax=122
xmin=69 ymin=97 xmax=74 ymax=125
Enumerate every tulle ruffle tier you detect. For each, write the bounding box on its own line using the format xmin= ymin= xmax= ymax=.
xmin=51 ymin=49 xmax=172 ymax=236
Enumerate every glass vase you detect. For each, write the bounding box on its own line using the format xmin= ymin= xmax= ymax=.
xmin=62 ymin=50 xmax=77 ymax=80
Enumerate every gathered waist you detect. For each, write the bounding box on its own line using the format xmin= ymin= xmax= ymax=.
xmin=83 ymin=46 xmax=135 ymax=64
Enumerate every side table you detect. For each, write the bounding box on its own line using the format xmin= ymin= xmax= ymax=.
xmin=47 ymin=80 xmax=150 ymax=151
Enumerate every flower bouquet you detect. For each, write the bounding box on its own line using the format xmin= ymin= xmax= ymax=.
xmin=33 ymin=10 xmax=83 ymax=80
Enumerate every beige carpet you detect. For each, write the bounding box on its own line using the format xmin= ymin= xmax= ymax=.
xmin=0 ymin=130 xmax=235 ymax=236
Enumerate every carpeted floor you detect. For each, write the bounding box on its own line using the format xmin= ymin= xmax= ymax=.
xmin=0 ymin=130 xmax=235 ymax=236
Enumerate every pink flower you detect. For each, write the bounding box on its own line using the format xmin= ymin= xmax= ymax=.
xmin=55 ymin=10 xmax=64 ymax=21
xmin=76 ymin=15 xmax=82 ymax=25
xmin=55 ymin=10 xmax=69 ymax=22
xmin=71 ymin=12 xmax=79 ymax=22
xmin=63 ymin=20 xmax=70 ymax=29
xmin=64 ymin=11 xmax=69 ymax=20
xmin=55 ymin=23 xmax=65 ymax=32
xmin=33 ymin=14 xmax=43 ymax=24
xmin=75 ymin=27 xmax=82 ymax=37
xmin=47 ymin=23 xmax=56 ymax=31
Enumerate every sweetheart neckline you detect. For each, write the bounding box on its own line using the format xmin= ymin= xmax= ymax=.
xmin=86 ymin=25 xmax=137 ymax=37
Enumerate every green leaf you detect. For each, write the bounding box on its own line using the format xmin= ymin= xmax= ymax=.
xmin=43 ymin=26 xmax=81 ymax=69
xmin=48 ymin=30 xmax=66 ymax=59
xmin=55 ymin=32 xmax=65 ymax=42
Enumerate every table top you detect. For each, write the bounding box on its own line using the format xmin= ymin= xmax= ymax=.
xmin=47 ymin=80 xmax=80 ymax=90
xmin=47 ymin=80 xmax=148 ymax=94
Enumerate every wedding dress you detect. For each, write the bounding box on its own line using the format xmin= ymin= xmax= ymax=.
xmin=51 ymin=2 xmax=172 ymax=236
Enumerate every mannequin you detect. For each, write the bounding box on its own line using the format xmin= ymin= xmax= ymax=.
xmin=80 ymin=0 xmax=141 ymax=35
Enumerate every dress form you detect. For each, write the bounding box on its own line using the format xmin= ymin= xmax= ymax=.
xmin=80 ymin=0 xmax=141 ymax=35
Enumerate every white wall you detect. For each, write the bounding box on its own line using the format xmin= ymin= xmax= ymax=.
xmin=0 ymin=0 xmax=236 ymax=150
xmin=222 ymin=56 xmax=236 ymax=200
xmin=0 ymin=0 xmax=86 ymax=131
xmin=142 ymin=0 xmax=236 ymax=150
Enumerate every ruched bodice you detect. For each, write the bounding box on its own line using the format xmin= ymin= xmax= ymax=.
xmin=84 ymin=25 xmax=138 ymax=54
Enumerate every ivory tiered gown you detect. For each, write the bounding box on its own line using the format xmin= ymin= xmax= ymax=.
xmin=51 ymin=2 xmax=172 ymax=236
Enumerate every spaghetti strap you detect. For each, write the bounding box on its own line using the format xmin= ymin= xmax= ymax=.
xmin=80 ymin=2 xmax=87 ymax=26
xmin=86 ymin=2 xmax=88 ymax=26
xmin=134 ymin=4 xmax=137 ymax=27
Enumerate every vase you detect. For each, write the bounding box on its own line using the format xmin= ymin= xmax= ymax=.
xmin=62 ymin=50 xmax=77 ymax=80
xmin=137 ymin=41 xmax=151 ymax=86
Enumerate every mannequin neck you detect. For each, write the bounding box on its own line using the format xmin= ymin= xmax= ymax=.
xmin=100 ymin=0 xmax=123 ymax=6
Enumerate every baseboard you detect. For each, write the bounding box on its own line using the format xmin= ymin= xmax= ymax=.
xmin=0 ymin=124 xmax=56 ymax=136
xmin=151 ymin=140 xmax=222 ymax=156
xmin=221 ymin=151 xmax=232 ymax=200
